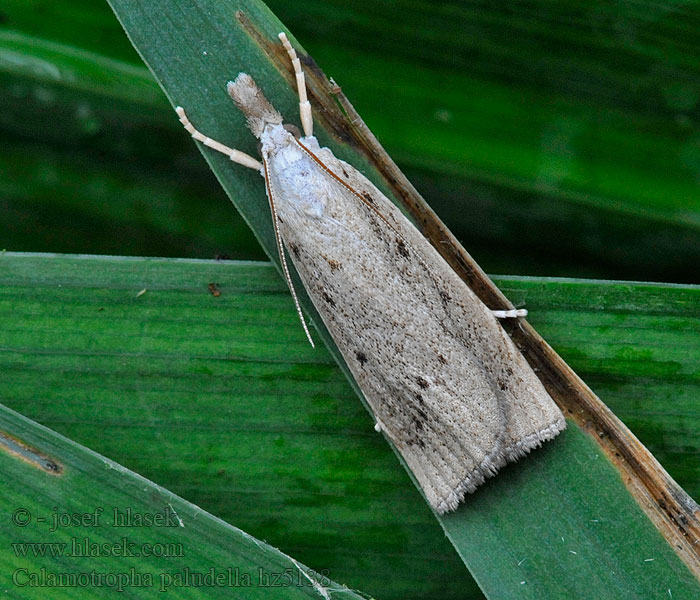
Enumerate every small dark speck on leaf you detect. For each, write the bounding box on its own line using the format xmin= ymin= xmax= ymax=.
xmin=45 ymin=460 xmax=61 ymax=473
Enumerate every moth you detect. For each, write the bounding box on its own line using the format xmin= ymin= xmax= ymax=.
xmin=176 ymin=33 xmax=566 ymax=513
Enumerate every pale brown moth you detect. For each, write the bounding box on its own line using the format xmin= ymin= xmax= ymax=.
xmin=176 ymin=33 xmax=566 ymax=513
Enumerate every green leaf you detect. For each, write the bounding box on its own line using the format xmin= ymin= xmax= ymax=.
xmin=0 ymin=402 xmax=367 ymax=599
xmin=0 ymin=252 xmax=474 ymax=600
xmin=2 ymin=1 xmax=700 ymax=280
xmin=1 ymin=253 xmax=698 ymax=599
xmin=0 ymin=30 xmax=263 ymax=260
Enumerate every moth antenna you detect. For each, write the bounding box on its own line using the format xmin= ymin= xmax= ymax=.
xmin=175 ymin=107 xmax=263 ymax=170
xmin=262 ymin=156 xmax=315 ymax=348
xmin=492 ymin=309 xmax=528 ymax=318
xmin=278 ymin=32 xmax=313 ymax=138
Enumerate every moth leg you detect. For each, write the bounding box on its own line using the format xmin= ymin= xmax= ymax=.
xmin=278 ymin=32 xmax=313 ymax=138
xmin=175 ymin=107 xmax=263 ymax=170
xmin=374 ymin=417 xmax=388 ymax=433
xmin=492 ymin=309 xmax=528 ymax=318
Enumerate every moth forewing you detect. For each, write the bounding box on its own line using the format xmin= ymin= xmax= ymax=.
xmin=265 ymin=135 xmax=565 ymax=512
xmin=176 ymin=32 xmax=566 ymax=514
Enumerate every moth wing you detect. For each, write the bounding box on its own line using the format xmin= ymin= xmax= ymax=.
xmin=278 ymin=139 xmax=564 ymax=512
xmin=307 ymin=141 xmax=565 ymax=450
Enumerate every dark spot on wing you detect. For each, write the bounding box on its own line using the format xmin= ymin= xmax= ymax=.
xmin=341 ymin=167 xmax=349 ymax=178
xmin=288 ymin=242 xmax=300 ymax=258
xmin=437 ymin=353 xmax=448 ymax=365
xmin=439 ymin=290 xmax=451 ymax=304
xmin=361 ymin=192 xmax=375 ymax=205
xmin=368 ymin=218 xmax=385 ymax=240
xmin=412 ymin=415 xmax=425 ymax=432
xmin=321 ymin=291 xmax=336 ymax=308
xmin=327 ymin=259 xmax=341 ymax=271
xmin=409 ymin=426 xmax=426 ymax=449
xmin=356 ymin=351 xmax=368 ymax=366
xmin=416 ymin=377 xmax=429 ymax=389
xmin=396 ymin=238 xmax=410 ymax=258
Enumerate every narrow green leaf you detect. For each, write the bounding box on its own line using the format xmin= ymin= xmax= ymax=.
xmin=0 ymin=402 xmax=367 ymax=599
xmin=1 ymin=253 xmax=698 ymax=599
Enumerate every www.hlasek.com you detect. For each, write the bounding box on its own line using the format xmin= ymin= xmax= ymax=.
xmin=12 ymin=536 xmax=184 ymax=559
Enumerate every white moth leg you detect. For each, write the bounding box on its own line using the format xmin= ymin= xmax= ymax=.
xmin=278 ymin=32 xmax=313 ymax=138
xmin=492 ymin=309 xmax=528 ymax=318
xmin=374 ymin=416 xmax=388 ymax=433
xmin=175 ymin=106 xmax=263 ymax=170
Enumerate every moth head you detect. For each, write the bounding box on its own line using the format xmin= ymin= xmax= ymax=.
xmin=282 ymin=123 xmax=302 ymax=139
xmin=227 ymin=73 xmax=283 ymax=139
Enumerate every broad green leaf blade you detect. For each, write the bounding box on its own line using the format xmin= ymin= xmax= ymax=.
xmin=1 ymin=253 xmax=699 ymax=599
xmin=2 ymin=1 xmax=700 ymax=281
xmin=495 ymin=276 xmax=700 ymax=498
xmin=0 ymin=252 xmax=476 ymax=600
xmin=0 ymin=403 xmax=367 ymax=599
